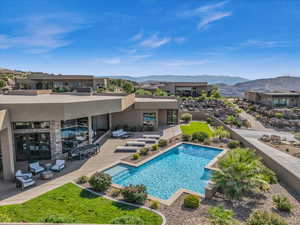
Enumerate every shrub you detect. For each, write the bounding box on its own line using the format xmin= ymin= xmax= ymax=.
xmin=295 ymin=133 xmax=300 ymax=141
xmin=110 ymin=215 xmax=145 ymax=225
xmin=89 ymin=172 xmax=112 ymax=192
xmin=151 ymin=144 xmax=158 ymax=151
xmin=111 ymin=189 xmax=121 ymax=197
xmin=212 ymin=148 xmax=271 ymax=200
xmin=207 ymin=117 xmax=213 ymax=124
xmin=272 ymin=195 xmax=293 ymax=213
xmin=203 ymin=139 xmax=211 ymax=146
xmin=192 ymin=131 xmax=209 ymax=142
xmin=140 ymin=147 xmax=149 ymax=156
xmin=208 ymin=206 xmax=236 ymax=225
xmin=158 ymin=139 xmax=168 ymax=148
xmin=275 ymin=112 xmax=284 ymax=119
xmin=227 ymin=140 xmax=240 ymax=149
xmin=150 ymin=200 xmax=160 ymax=209
xmin=78 ymin=175 xmax=89 ymax=184
xmin=43 ymin=215 xmax=75 ymax=223
xmin=0 ymin=211 xmax=12 ymax=222
xmin=261 ymin=166 xmax=277 ymax=184
xmin=181 ymin=113 xmax=192 ymax=123
xmin=246 ymin=210 xmax=288 ymax=225
xmin=183 ymin=194 xmax=200 ymax=209
xmin=121 ymin=184 xmax=148 ymax=204
xmin=133 ymin=153 xmax=140 ymax=160
xmin=182 ymin=134 xmax=191 ymax=141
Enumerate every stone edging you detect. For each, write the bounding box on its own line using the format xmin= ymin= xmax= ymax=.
xmin=72 ymin=182 xmax=167 ymax=225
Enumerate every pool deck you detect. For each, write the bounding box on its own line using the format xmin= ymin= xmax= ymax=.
xmin=98 ymin=142 xmax=227 ymax=206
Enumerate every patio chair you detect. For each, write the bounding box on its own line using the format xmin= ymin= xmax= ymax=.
xmin=29 ymin=162 xmax=45 ymax=174
xmin=51 ymin=160 xmax=65 ymax=172
xmin=16 ymin=176 xmax=35 ymax=190
xmin=112 ymin=129 xmax=128 ymax=138
xmin=15 ymin=169 xmax=33 ymax=179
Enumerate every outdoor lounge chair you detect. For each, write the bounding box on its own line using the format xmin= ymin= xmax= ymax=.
xmin=126 ymin=141 xmax=146 ymax=147
xmin=15 ymin=170 xmax=33 ymax=179
xmin=29 ymin=162 xmax=45 ymax=174
xmin=16 ymin=176 xmax=35 ymax=190
xmin=115 ymin=146 xmax=139 ymax=152
xmin=51 ymin=160 xmax=65 ymax=172
xmin=142 ymin=134 xmax=160 ymax=139
xmin=112 ymin=129 xmax=128 ymax=138
xmin=137 ymin=138 xmax=157 ymax=144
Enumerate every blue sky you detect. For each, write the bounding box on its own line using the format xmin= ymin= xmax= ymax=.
xmin=0 ymin=0 xmax=300 ymax=79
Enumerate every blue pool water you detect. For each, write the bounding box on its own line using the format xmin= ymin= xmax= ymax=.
xmin=105 ymin=143 xmax=222 ymax=200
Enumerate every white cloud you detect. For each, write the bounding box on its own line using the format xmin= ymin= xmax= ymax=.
xmin=139 ymin=34 xmax=171 ymax=48
xmin=174 ymin=37 xmax=187 ymax=44
xmin=241 ymin=40 xmax=280 ymax=48
xmin=0 ymin=13 xmax=89 ymax=53
xmin=129 ymin=54 xmax=152 ymax=61
xmin=196 ymin=1 xmax=229 ymax=13
xmin=179 ymin=1 xmax=231 ymax=31
xmin=98 ymin=57 xmax=121 ymax=64
xmin=197 ymin=12 xmax=231 ymax=30
xmin=131 ymin=32 xmax=143 ymax=41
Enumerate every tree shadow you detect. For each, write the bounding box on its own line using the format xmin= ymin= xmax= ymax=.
xmin=79 ymin=189 xmax=99 ymax=199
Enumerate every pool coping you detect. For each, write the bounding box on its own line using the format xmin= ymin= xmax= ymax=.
xmin=98 ymin=142 xmax=228 ymax=206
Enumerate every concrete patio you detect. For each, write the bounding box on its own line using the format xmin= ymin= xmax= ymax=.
xmin=0 ymin=138 xmax=131 ymax=205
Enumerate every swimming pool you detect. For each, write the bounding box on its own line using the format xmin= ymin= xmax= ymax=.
xmin=104 ymin=143 xmax=222 ymax=200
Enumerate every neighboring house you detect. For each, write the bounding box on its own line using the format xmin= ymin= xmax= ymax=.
xmin=245 ymin=91 xmax=300 ymax=107
xmin=137 ymin=81 xmax=213 ymax=97
xmin=161 ymin=82 xmax=213 ymax=97
xmin=15 ymin=74 xmax=108 ymax=90
xmin=0 ymin=91 xmax=179 ymax=180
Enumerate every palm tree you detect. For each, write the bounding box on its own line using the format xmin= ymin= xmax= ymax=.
xmin=212 ymin=148 xmax=269 ymax=200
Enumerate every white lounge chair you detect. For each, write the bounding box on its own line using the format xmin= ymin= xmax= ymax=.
xmin=126 ymin=141 xmax=146 ymax=147
xmin=51 ymin=160 xmax=65 ymax=172
xmin=16 ymin=176 xmax=35 ymax=190
xmin=137 ymin=138 xmax=157 ymax=144
xmin=115 ymin=146 xmax=139 ymax=152
xmin=29 ymin=162 xmax=45 ymax=174
xmin=15 ymin=170 xmax=33 ymax=179
xmin=112 ymin=129 xmax=128 ymax=138
xmin=143 ymin=134 xmax=160 ymax=139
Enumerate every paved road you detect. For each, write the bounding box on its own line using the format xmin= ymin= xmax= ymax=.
xmin=232 ymin=128 xmax=297 ymax=142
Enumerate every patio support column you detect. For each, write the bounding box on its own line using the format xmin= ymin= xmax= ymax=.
xmin=0 ymin=126 xmax=15 ymax=181
xmin=50 ymin=120 xmax=62 ymax=159
xmin=109 ymin=113 xmax=112 ymax=130
xmin=88 ymin=116 xmax=93 ymax=144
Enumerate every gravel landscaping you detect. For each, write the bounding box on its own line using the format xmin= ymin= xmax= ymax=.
xmin=157 ymin=182 xmax=300 ymax=225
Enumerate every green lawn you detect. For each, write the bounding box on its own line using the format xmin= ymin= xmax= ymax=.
xmin=180 ymin=121 xmax=214 ymax=136
xmin=0 ymin=183 xmax=163 ymax=225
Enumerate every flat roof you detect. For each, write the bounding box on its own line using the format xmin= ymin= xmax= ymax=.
xmin=0 ymin=94 xmax=123 ymax=104
xmin=135 ymin=97 xmax=177 ymax=102
xmin=263 ymin=92 xmax=300 ymax=96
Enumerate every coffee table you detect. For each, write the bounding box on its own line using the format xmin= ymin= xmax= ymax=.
xmin=41 ymin=170 xmax=54 ymax=180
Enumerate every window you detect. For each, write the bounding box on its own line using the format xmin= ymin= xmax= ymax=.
xmin=13 ymin=121 xmax=50 ymax=129
xmin=167 ymin=110 xmax=178 ymax=125
xmin=143 ymin=112 xmax=156 ymax=127
xmin=92 ymin=114 xmax=110 ymax=142
xmin=61 ymin=117 xmax=89 ymax=153
xmin=15 ymin=132 xmax=51 ymax=161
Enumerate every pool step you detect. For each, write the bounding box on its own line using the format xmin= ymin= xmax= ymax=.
xmin=112 ymin=170 xmax=132 ymax=182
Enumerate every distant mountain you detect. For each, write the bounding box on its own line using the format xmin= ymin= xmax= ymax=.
xmin=102 ymin=75 xmax=249 ymax=85
xmin=219 ymin=76 xmax=300 ymax=97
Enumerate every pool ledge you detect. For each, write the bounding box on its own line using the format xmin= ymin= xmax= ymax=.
xmin=98 ymin=142 xmax=227 ymax=206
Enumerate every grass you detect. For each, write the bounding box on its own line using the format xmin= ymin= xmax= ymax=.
xmin=0 ymin=183 xmax=163 ymax=225
xmin=180 ymin=121 xmax=213 ymax=136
